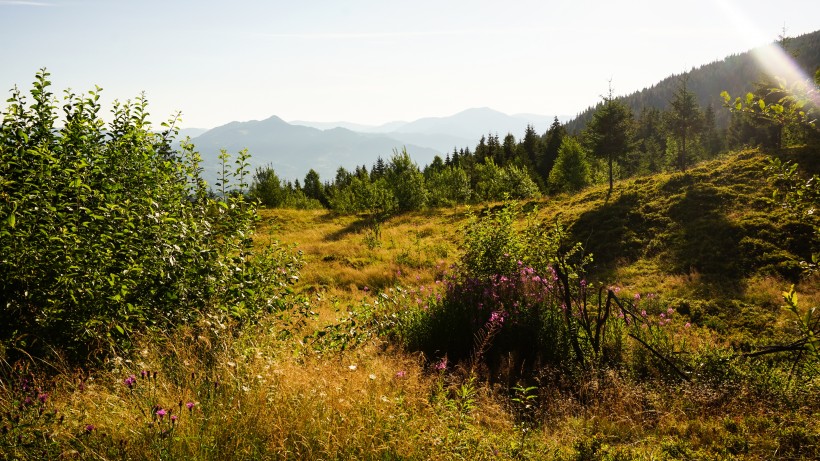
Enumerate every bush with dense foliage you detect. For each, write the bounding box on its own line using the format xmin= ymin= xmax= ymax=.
xmin=0 ymin=71 xmax=301 ymax=360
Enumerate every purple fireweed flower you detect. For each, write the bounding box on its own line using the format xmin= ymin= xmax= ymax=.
xmin=580 ymin=279 xmax=587 ymax=288
xmin=667 ymin=308 xmax=674 ymax=315
xmin=186 ymin=402 xmax=195 ymax=411
xmin=140 ymin=370 xmax=148 ymax=379
xmin=38 ymin=393 xmax=48 ymax=404
xmin=489 ymin=311 xmax=505 ymax=325
xmin=634 ymin=293 xmax=641 ymax=301
xmin=641 ymin=310 xmax=647 ymax=318
xmin=395 ymin=370 xmax=407 ymax=378
xmin=171 ymin=415 xmax=178 ymax=424
xmin=124 ymin=375 xmax=136 ymax=388
xmin=156 ymin=408 xmax=167 ymax=419
xmin=435 ymin=358 xmax=447 ymax=371
xmin=685 ymin=322 xmax=691 ymax=328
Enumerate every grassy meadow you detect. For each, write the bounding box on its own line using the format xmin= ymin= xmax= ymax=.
xmin=2 ymin=148 xmax=819 ymax=460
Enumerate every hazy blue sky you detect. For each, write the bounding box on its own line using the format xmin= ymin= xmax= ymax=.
xmin=1 ymin=0 xmax=818 ymax=129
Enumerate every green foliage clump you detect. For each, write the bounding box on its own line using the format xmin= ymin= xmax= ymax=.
xmin=549 ymin=137 xmax=590 ymax=193
xmin=401 ymin=202 xmax=641 ymax=381
xmin=0 ymin=71 xmax=301 ymax=360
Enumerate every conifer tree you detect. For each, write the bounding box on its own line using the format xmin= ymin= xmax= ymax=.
xmin=666 ymin=76 xmax=703 ymax=171
xmin=583 ymin=85 xmax=634 ymax=193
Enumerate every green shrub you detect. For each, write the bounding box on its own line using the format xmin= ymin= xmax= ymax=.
xmin=0 ymin=71 xmax=301 ymax=361
xmin=401 ymin=202 xmax=630 ymax=380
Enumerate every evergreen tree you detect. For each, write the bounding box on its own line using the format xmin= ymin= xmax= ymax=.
xmin=501 ymin=133 xmax=516 ymax=166
xmin=548 ymin=137 xmax=590 ymax=194
xmin=665 ymin=76 xmax=703 ymax=171
xmin=538 ymin=117 xmax=565 ymax=185
xmin=520 ymin=124 xmax=541 ymax=168
xmin=303 ymin=169 xmax=323 ymax=203
xmin=702 ymin=104 xmax=724 ymax=158
xmin=632 ymin=107 xmax=667 ymax=175
xmin=249 ymin=164 xmax=284 ymax=207
xmin=583 ymin=87 xmax=634 ymax=193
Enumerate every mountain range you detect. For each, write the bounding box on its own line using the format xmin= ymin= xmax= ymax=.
xmin=188 ymin=29 xmax=820 ymax=186
xmin=189 ymin=108 xmax=567 ymax=183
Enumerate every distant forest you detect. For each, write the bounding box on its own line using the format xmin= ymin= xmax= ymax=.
xmin=566 ymin=29 xmax=820 ymax=133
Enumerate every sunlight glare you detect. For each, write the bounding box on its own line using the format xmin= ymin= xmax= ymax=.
xmin=716 ymin=0 xmax=817 ymax=102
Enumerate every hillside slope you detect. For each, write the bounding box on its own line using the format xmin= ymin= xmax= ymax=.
xmin=565 ymin=29 xmax=820 ymax=133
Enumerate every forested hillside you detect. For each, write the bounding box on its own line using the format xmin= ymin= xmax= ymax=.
xmin=565 ymin=30 xmax=820 ymax=133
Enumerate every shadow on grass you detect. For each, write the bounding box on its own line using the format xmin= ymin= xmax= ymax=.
xmin=569 ymin=191 xmax=645 ymax=273
xmin=664 ymin=183 xmax=743 ymax=291
xmin=569 ymin=178 xmax=745 ymax=295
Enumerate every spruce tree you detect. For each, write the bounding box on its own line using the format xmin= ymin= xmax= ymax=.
xmin=583 ymin=86 xmax=633 ymax=194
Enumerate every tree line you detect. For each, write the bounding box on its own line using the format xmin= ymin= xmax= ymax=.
xmin=247 ymin=74 xmax=763 ymax=211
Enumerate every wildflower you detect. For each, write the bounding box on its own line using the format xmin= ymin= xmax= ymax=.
xmin=580 ymin=279 xmax=587 ymax=288
xmin=85 ymin=424 xmax=95 ymax=433
xmin=641 ymin=310 xmax=647 ymax=318
xmin=395 ymin=370 xmax=407 ymax=378
xmin=170 ymin=415 xmax=178 ymax=424
xmin=186 ymin=401 xmax=195 ymax=411
xmin=667 ymin=308 xmax=674 ymax=315
xmin=369 ymin=374 xmax=377 ymax=380
xmin=140 ymin=370 xmax=148 ymax=379
xmin=363 ymin=286 xmax=369 ymax=292
xmin=38 ymin=393 xmax=48 ymax=404
xmin=435 ymin=358 xmax=447 ymax=371
xmin=348 ymin=364 xmax=357 ymax=371
xmin=124 ymin=375 xmax=136 ymax=388
xmin=634 ymin=293 xmax=641 ymax=301
xmin=685 ymin=322 xmax=691 ymax=328
xmin=156 ymin=408 xmax=167 ymax=419
xmin=489 ymin=311 xmax=505 ymax=325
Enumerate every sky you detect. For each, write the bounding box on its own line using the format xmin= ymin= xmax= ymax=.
xmin=1 ymin=0 xmax=819 ymax=129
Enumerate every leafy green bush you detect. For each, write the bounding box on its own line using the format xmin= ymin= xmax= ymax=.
xmin=401 ymin=203 xmax=631 ymax=379
xmin=0 ymin=71 xmax=301 ymax=360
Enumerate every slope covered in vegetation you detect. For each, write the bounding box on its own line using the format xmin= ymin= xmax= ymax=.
xmin=4 ymin=144 xmax=817 ymax=459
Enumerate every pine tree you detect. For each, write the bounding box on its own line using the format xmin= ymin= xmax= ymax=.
xmin=666 ymin=76 xmax=703 ymax=171
xmin=538 ymin=117 xmax=565 ymax=184
xmin=548 ymin=137 xmax=590 ymax=194
xmin=583 ymin=86 xmax=634 ymax=193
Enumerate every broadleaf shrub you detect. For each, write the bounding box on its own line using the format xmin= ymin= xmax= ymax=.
xmin=403 ymin=202 xmax=624 ymax=378
xmin=0 ymin=71 xmax=301 ymax=360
